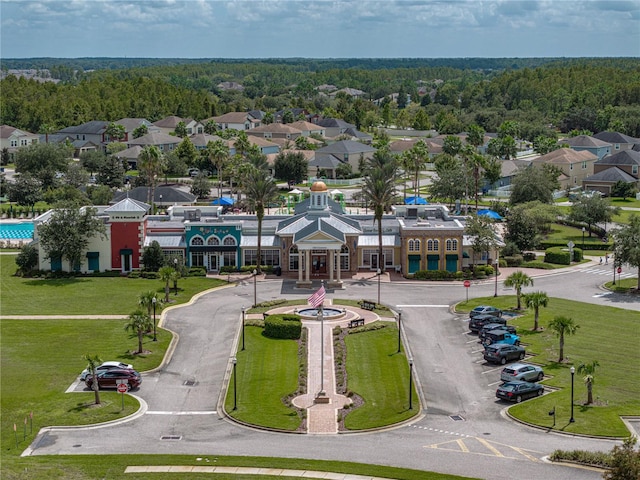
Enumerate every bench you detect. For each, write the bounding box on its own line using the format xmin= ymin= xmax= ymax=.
xmin=348 ymin=318 xmax=365 ymax=328
xmin=360 ymin=301 xmax=376 ymax=311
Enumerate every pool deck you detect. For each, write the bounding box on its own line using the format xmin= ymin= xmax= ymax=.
xmin=0 ymin=218 xmax=34 ymax=246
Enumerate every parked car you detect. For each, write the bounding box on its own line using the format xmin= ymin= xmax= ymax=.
xmin=483 ymin=344 xmax=526 ymax=364
xmin=80 ymin=361 xmax=133 ymax=381
xmin=500 ymin=363 xmax=545 ymax=383
xmin=188 ymin=168 xmax=200 ymax=177
xmin=469 ymin=314 xmax=506 ymax=333
xmin=496 ymin=381 xmax=544 ymax=403
xmin=469 ymin=305 xmax=503 ymax=319
xmin=478 ymin=323 xmax=516 ymax=340
xmin=482 ymin=329 xmax=521 ymax=346
xmin=85 ymin=369 xmax=142 ymax=390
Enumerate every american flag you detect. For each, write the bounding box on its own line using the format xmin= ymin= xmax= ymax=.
xmin=307 ymin=285 xmax=326 ymax=308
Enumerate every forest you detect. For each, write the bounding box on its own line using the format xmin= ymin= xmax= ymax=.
xmin=2 ymin=57 xmax=639 ymax=138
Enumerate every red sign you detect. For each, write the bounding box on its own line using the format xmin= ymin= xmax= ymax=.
xmin=617 ymin=267 xmax=622 ymax=273
xmin=463 ymin=280 xmax=471 ymax=288
xmin=117 ymin=383 xmax=128 ymax=393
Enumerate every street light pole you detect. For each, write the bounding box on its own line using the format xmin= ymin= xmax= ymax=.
xmin=582 ymin=227 xmax=585 ymax=251
xmin=377 ymin=268 xmax=381 ymax=306
xmin=397 ymin=310 xmax=402 ymax=354
xmin=152 ymin=296 xmax=157 ymax=342
xmin=232 ymin=357 xmax=237 ymax=411
xmin=174 ymin=258 xmax=178 ymax=295
xmin=494 ymin=259 xmax=499 ymax=297
xmin=252 ymin=269 xmax=257 ymax=307
xmin=241 ymin=307 xmax=246 ymax=351
xmin=409 ymin=357 xmax=414 ymax=410
xmin=570 ymin=366 xmax=575 ymax=423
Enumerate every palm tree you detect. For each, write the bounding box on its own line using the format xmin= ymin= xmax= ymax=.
xmin=83 ymin=354 xmax=102 ymax=405
xmin=408 ymin=139 xmax=429 ymax=199
xmin=244 ymin=170 xmax=278 ymax=274
xmin=504 ymin=271 xmax=534 ymax=310
xmin=578 ymin=360 xmax=599 ymax=405
xmin=138 ymin=290 xmax=158 ymax=318
xmin=158 ymin=266 xmax=174 ymax=302
xmin=207 ymin=139 xmax=229 ymax=200
xmin=233 ymin=131 xmax=251 ymax=158
xmin=548 ymin=315 xmax=580 ymax=362
xmin=170 ymin=268 xmax=181 ymax=295
xmin=125 ymin=309 xmax=153 ymax=354
xmin=138 ymin=145 xmax=163 ymax=211
xmin=523 ymin=291 xmax=549 ymax=331
xmin=362 ymin=162 xmax=397 ymax=272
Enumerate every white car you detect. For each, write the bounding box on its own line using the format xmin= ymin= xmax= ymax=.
xmin=80 ymin=361 xmax=133 ymax=381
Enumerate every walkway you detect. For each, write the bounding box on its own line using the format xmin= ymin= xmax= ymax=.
xmin=125 ymin=465 xmax=394 ymax=479
xmin=248 ymin=302 xmax=383 ymax=434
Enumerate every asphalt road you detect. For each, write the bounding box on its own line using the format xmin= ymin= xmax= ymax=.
xmin=27 ymin=266 xmax=639 ymax=480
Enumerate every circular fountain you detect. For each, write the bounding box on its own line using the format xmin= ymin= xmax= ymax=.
xmin=295 ymin=307 xmax=346 ymax=320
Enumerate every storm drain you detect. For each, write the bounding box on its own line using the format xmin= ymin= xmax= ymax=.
xmin=449 ymin=415 xmax=465 ymax=421
xmin=183 ymin=379 xmax=197 ymax=386
xmin=160 ymin=435 xmax=182 ymax=441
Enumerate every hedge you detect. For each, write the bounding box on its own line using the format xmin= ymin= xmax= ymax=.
xmin=264 ymin=313 xmax=302 ymax=339
xmin=544 ymin=246 xmax=582 ymax=265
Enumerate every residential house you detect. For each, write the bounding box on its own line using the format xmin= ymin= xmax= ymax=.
xmin=560 ymin=135 xmax=612 ymax=160
xmin=316 ymin=118 xmax=357 ymax=138
xmin=247 ymin=123 xmax=303 ymax=141
xmin=328 ymin=87 xmax=367 ymax=99
xmin=287 ymin=121 xmax=326 ymax=137
xmin=153 ymin=116 xmax=203 ymax=136
xmin=240 ymin=136 xmax=280 ymax=155
xmin=210 ymin=112 xmax=261 ymax=131
xmin=51 ymin=120 xmax=109 ymax=155
xmin=127 ymin=131 xmax=181 ymax=153
xmin=274 ymin=108 xmax=308 ymax=123
xmin=114 ymin=145 xmax=144 ymax=169
xmin=531 ymin=148 xmax=597 ymax=189
xmin=115 ymin=118 xmax=161 ymax=140
xmin=582 ymin=150 xmax=640 ymax=195
xmin=311 ymin=140 xmax=376 ymax=177
xmin=592 ymin=131 xmax=639 ymax=153
xmin=0 ymin=125 xmax=39 ymax=161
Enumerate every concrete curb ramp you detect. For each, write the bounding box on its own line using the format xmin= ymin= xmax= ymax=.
xmin=125 ymin=465 xmax=396 ymax=479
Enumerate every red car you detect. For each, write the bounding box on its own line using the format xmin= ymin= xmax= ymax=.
xmin=85 ymin=369 xmax=142 ymax=390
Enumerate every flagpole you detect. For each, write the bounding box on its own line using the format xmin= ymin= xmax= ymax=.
xmin=319 ymin=297 xmax=325 ymax=397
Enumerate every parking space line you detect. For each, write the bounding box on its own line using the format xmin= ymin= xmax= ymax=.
xmin=487 ymin=380 xmax=502 ymax=386
xmin=481 ymin=366 xmax=503 ymax=374
xmin=477 ymin=438 xmax=504 ymax=457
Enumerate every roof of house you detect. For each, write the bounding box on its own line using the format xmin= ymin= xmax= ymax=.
xmin=561 ymin=135 xmax=611 ymax=148
xmin=266 ymin=149 xmax=315 ymax=166
xmin=288 ymin=121 xmax=325 ymax=132
xmin=114 ymin=145 xmax=144 ymax=159
xmin=316 ymin=118 xmax=356 ymax=129
xmin=212 ymin=112 xmax=255 ymax=124
xmin=189 ymin=133 xmax=224 ymax=148
xmin=240 ymin=136 xmax=279 ymax=149
xmin=115 ymin=118 xmax=155 ymax=132
xmin=315 ymin=139 xmax=376 ymax=155
xmin=248 ymin=123 xmax=303 ymax=134
xmin=57 ymin=120 xmax=109 ymax=135
xmin=105 ymin=197 xmax=149 ymax=213
xmin=153 ymin=116 xmax=185 ymax=129
xmin=532 ymin=148 xmax=597 ymax=165
xmin=584 ymin=167 xmax=638 ymax=183
xmin=309 ymin=154 xmax=342 ymax=169
xmin=128 ymin=132 xmax=182 ymax=146
xmin=595 ymin=150 xmax=640 ymax=166
xmin=593 ymin=131 xmax=639 ymax=145
xmin=0 ymin=125 xmax=35 ymax=138
xmin=112 ymin=186 xmax=197 ymax=205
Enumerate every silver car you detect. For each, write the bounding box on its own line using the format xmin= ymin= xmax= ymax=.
xmin=500 ymin=363 xmax=544 ymax=383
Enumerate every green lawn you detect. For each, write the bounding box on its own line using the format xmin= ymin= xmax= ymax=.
xmin=225 ymin=325 xmax=302 ymax=430
xmin=1 ymin=319 xmax=171 ymax=465
xmin=0 ymin=255 xmax=226 ymax=315
xmin=609 ymin=197 xmax=640 ymax=209
xmin=457 ymin=296 xmax=640 ymax=437
xmin=343 ymin=323 xmax=419 ymax=429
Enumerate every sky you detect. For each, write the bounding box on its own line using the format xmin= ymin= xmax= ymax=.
xmin=1 ymin=0 xmax=639 ymax=59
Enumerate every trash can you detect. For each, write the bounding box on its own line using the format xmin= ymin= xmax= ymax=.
xmin=275 ymin=266 xmax=282 ymax=276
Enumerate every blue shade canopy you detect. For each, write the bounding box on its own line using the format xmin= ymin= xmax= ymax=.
xmin=477 ymin=209 xmax=503 ymax=220
xmin=211 ymin=197 xmax=235 ymax=206
xmin=405 ymin=196 xmax=428 ymax=205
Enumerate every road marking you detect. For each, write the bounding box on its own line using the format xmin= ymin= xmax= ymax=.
xmin=487 ymin=380 xmax=503 ymax=386
xmin=481 ymin=366 xmax=503 ymax=374
xmin=146 ymin=411 xmax=217 ymax=415
xmin=456 ymin=439 xmax=469 ymax=452
xmin=477 ymin=437 xmax=504 ymax=457
xmin=511 ymin=446 xmax=539 ymax=462
xmin=396 ymin=304 xmax=450 ymax=308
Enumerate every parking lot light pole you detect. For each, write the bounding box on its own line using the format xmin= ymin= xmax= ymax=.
xmin=377 ymin=268 xmax=381 ymax=306
xmin=241 ymin=307 xmax=246 ymax=351
xmin=409 ymin=357 xmax=414 ymax=410
xmin=397 ymin=310 xmax=402 ymax=354
xmin=152 ymin=296 xmax=157 ymax=342
xmin=174 ymin=258 xmax=179 ymax=295
xmin=494 ymin=259 xmax=499 ymax=297
xmin=582 ymin=227 xmax=586 ymax=251
xmin=252 ymin=269 xmax=257 ymax=307
xmin=570 ymin=366 xmax=575 ymax=423
xmin=232 ymin=357 xmax=237 ymax=410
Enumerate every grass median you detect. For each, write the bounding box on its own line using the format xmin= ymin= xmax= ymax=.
xmin=457 ymin=296 xmax=640 ymax=437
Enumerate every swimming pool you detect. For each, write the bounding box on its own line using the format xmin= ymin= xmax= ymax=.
xmin=0 ymin=221 xmax=34 ymax=239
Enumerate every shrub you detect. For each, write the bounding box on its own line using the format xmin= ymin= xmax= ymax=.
xmin=544 ymin=246 xmax=578 ymax=265
xmin=127 ymin=271 xmax=141 ymax=278
xmin=521 ymin=261 xmax=556 ymax=269
xmin=187 ymin=267 xmax=206 ymax=277
xmin=256 ymin=299 xmax=288 ymax=308
xmin=140 ymin=271 xmax=159 ymax=279
xmin=522 ymin=252 xmax=537 ymax=262
xmin=264 ymin=313 xmax=302 ymax=339
xmin=413 ymin=269 xmax=457 ymax=280
xmin=504 ymin=254 xmax=523 ymax=267
xmin=550 ymin=449 xmax=612 ymax=468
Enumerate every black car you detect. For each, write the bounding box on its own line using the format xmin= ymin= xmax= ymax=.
xmin=85 ymin=369 xmax=142 ymax=390
xmin=478 ymin=323 xmax=517 ymax=340
xmin=483 ymin=343 xmax=525 ymax=364
xmin=469 ymin=314 xmax=506 ymax=333
xmin=496 ymin=381 xmax=544 ymax=403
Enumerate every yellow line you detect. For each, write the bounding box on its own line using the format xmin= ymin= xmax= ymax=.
xmin=476 ymin=438 xmax=504 ymax=457
xmin=510 ymin=446 xmax=538 ymax=462
xmin=455 ymin=439 xmax=469 ymax=453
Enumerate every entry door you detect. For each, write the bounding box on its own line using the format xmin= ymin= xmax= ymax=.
xmin=208 ymin=253 xmax=218 ymax=271
xmin=122 ymin=254 xmax=131 ymax=273
xmin=371 ymin=254 xmax=379 ymax=270
xmin=312 ymin=255 xmax=327 ymax=273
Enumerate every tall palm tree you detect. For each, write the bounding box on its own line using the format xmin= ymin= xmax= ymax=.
xmin=138 ymin=145 xmax=163 ymax=211
xmin=577 ymin=360 xmax=599 ymax=405
xmin=523 ymin=291 xmax=549 ymax=331
xmin=362 ymin=162 xmax=397 ymax=272
xmin=83 ymin=354 xmax=102 ymax=405
xmin=158 ymin=266 xmax=174 ymax=302
xmin=548 ymin=315 xmax=580 ymax=362
xmin=408 ymin=139 xmax=429 ymax=199
xmin=138 ymin=290 xmax=158 ymax=318
xmin=124 ymin=310 xmax=153 ymax=354
xmin=244 ymin=170 xmax=278 ymax=274
xmin=233 ymin=131 xmax=251 ymax=158
xmin=504 ymin=270 xmax=534 ymax=310
xmin=461 ymin=145 xmax=487 ymax=211
xmin=207 ymin=139 xmax=229 ymax=200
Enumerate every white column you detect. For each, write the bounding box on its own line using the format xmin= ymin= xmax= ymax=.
xmin=337 ymin=250 xmax=341 ymax=281
xmin=305 ymin=250 xmax=311 ymax=282
xmin=329 ymin=250 xmax=335 ymax=282
xmin=298 ymin=252 xmax=303 ymax=282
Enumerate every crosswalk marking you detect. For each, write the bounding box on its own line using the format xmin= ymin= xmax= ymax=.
xmin=581 ymin=267 xmax=635 ymax=279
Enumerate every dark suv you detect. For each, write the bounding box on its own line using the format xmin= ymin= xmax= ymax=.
xmin=483 ymin=344 xmax=525 ymax=364
xmin=469 ymin=314 xmax=506 ymax=333
xmin=478 ymin=323 xmax=516 ymax=340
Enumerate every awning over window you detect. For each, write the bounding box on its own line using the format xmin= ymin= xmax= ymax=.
xmin=120 ymin=249 xmax=133 ymax=255
xmin=86 ymin=252 xmax=99 ymax=258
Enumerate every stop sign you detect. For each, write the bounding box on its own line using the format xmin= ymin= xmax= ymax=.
xmin=617 ymin=267 xmax=622 ymax=273
xmin=117 ymin=383 xmax=128 ymax=393
xmin=463 ymin=280 xmax=471 ymax=288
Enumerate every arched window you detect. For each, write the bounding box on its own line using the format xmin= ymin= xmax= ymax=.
xmin=207 ymin=237 xmax=220 ymax=246
xmin=223 ymin=236 xmax=236 ymax=246
xmin=408 ymin=239 xmax=415 ymax=251
xmin=191 ymin=236 xmax=204 ymax=246
xmin=335 ymin=244 xmax=349 ymax=270
xmin=414 ymin=239 xmax=421 ymax=251
xmin=445 ymin=239 xmax=458 ymax=251
xmin=433 ymin=239 xmax=440 ymax=251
